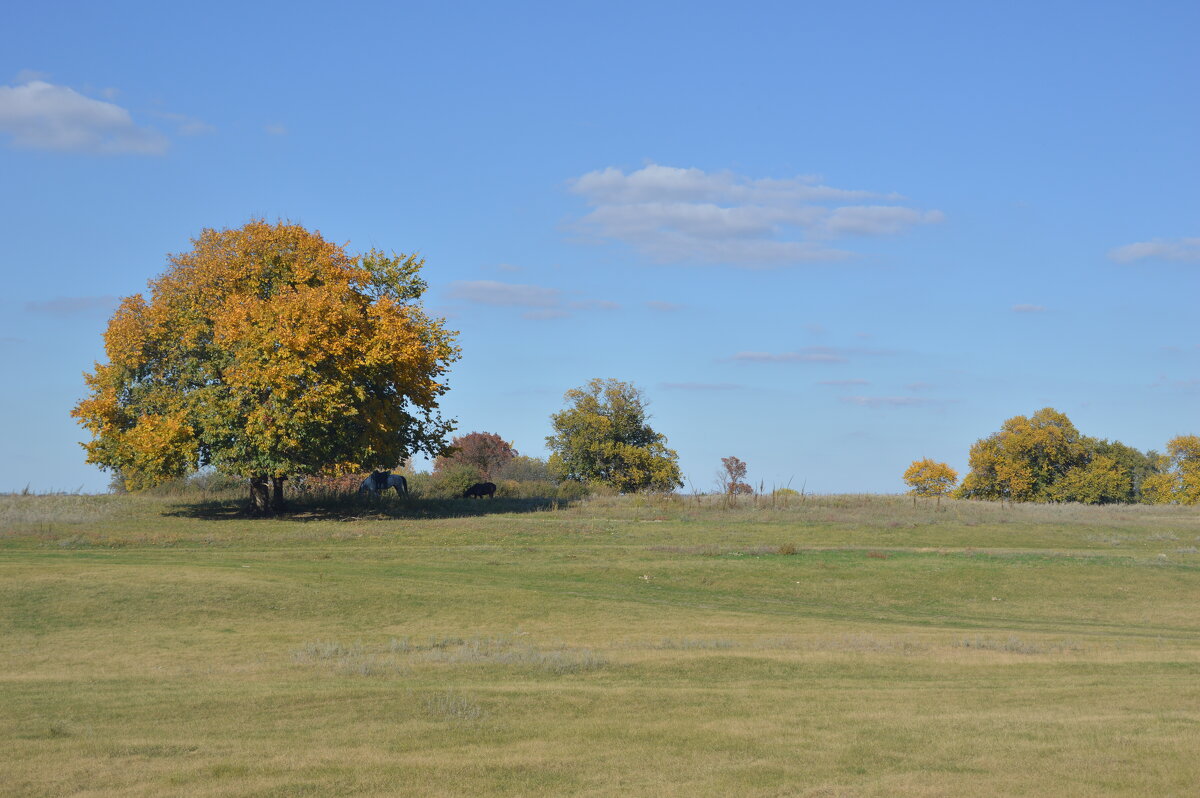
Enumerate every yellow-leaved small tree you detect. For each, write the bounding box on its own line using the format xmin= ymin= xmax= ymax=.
xmin=903 ymin=458 xmax=959 ymax=508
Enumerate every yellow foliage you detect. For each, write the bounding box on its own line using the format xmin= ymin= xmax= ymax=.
xmin=902 ymin=458 xmax=958 ymax=497
xmin=73 ymin=220 xmax=459 ymax=489
xmin=957 ymin=408 xmax=1088 ymax=501
xmin=1051 ymin=455 xmax=1130 ymax=504
xmin=1140 ymin=472 xmax=1180 ymax=505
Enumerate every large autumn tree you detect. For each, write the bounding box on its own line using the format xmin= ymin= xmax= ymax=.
xmin=956 ymin=408 xmax=1161 ymax=504
xmin=546 ymin=378 xmax=682 ymax=493
xmin=73 ymin=220 xmax=459 ymax=513
xmin=956 ymin=408 xmax=1090 ymax=501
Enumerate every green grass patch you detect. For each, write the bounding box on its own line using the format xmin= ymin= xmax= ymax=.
xmin=2 ymin=493 xmax=1199 ymax=795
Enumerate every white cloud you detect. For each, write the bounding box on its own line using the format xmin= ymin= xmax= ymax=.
xmin=0 ymin=80 xmax=168 ymax=154
xmin=1011 ymin=304 xmax=1046 ymax=313
xmin=1109 ymin=238 xmax=1200 ymax=263
xmin=824 ymin=206 xmax=945 ymax=236
xmin=24 ymin=295 xmax=119 ymax=315
xmin=568 ymin=164 xmax=943 ymax=266
xmin=265 ymin=124 xmax=288 ymax=136
xmin=819 ymin=378 xmax=870 ymax=386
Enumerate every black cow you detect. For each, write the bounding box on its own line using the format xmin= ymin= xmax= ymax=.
xmin=462 ymin=481 xmax=497 ymax=499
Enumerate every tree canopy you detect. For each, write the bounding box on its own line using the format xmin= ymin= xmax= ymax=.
xmin=73 ymin=219 xmax=459 ymax=512
xmin=546 ymin=378 xmax=682 ymax=492
xmin=956 ymin=408 xmax=1163 ymax=504
xmin=434 ymin=431 xmax=517 ymax=480
xmin=902 ymin=458 xmax=958 ymax=504
xmin=1142 ymin=435 xmax=1200 ymax=505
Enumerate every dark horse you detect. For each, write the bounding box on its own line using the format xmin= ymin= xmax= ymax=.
xmin=462 ymin=481 xmax=496 ymax=498
xmin=358 ymin=470 xmax=408 ymax=496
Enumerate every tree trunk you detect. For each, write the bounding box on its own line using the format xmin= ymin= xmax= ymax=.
xmin=271 ymin=476 xmax=287 ymax=512
xmin=249 ymin=476 xmax=271 ymax=516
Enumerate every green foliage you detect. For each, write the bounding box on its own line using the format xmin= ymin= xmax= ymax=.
xmin=1050 ymin=455 xmax=1130 ymax=504
xmin=427 ymin=464 xmax=483 ymax=498
xmin=546 ymin=378 xmax=682 ymax=493
xmin=1084 ymin=439 xmax=1161 ymax=503
xmin=495 ymin=455 xmax=553 ymax=483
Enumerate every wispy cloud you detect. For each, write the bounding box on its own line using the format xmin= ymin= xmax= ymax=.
xmin=447 ymin=280 xmax=561 ymax=308
xmin=264 ymin=123 xmax=288 ymax=136
xmin=24 ymin=295 xmax=119 ymax=315
xmin=819 ymin=378 xmax=870 ymax=386
xmin=14 ymin=69 xmax=50 ymax=83
xmin=732 ymin=349 xmax=845 ymax=364
xmin=660 ymin=382 xmax=742 ymax=391
xmin=568 ymin=299 xmax=621 ymax=311
xmin=1109 ymin=238 xmax=1200 ymax=263
xmin=446 ymin=280 xmax=616 ymax=321
xmin=522 ymin=309 xmax=571 ymax=321
xmin=568 ymin=164 xmax=943 ymax=267
xmin=154 ymin=111 xmax=215 ymax=136
xmin=1011 ymin=304 xmax=1046 ymax=313
xmin=730 ymin=346 xmax=891 ymax=365
xmin=839 ymin=395 xmax=948 ymax=408
xmin=645 ymin=300 xmax=684 ymax=312
xmin=0 ymin=79 xmax=168 ymax=154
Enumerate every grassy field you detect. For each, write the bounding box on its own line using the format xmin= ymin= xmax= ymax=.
xmin=3 ymin=491 xmax=1199 ymax=796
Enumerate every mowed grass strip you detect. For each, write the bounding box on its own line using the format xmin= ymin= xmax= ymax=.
xmin=2 ymin=493 xmax=1199 ymax=796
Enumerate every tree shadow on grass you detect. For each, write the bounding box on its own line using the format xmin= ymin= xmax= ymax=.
xmin=163 ymin=495 xmax=581 ymax=522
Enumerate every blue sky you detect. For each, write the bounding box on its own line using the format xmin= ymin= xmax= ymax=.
xmin=1 ymin=0 xmax=1196 ymax=494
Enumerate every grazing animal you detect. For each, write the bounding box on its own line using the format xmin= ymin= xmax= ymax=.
xmin=358 ymin=470 xmax=408 ymax=496
xmin=462 ymin=481 xmax=496 ymax=499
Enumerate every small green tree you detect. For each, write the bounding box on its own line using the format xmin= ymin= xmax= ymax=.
xmin=546 ymin=378 xmax=682 ymax=492
xmin=903 ymin=458 xmax=958 ymax=507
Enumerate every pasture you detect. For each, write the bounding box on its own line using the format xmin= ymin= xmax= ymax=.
xmin=2 ymin=492 xmax=1199 ymax=796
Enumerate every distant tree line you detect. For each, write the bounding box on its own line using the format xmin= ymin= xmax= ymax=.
xmin=909 ymin=408 xmax=1199 ymax=505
